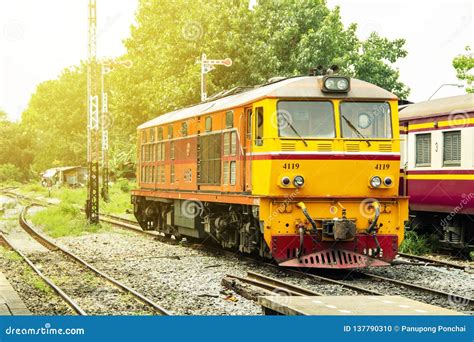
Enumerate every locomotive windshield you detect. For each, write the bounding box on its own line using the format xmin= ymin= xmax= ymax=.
xmin=340 ymin=102 xmax=392 ymax=139
xmin=277 ymin=101 xmax=335 ymax=138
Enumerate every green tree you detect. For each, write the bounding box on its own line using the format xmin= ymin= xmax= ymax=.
xmin=453 ymin=46 xmax=474 ymax=93
xmin=21 ymin=65 xmax=87 ymax=172
xmin=0 ymin=109 xmax=34 ymax=180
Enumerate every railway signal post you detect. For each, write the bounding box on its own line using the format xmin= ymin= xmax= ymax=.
xmin=199 ymin=53 xmax=232 ymax=101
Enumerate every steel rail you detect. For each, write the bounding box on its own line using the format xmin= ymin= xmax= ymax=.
xmin=246 ymin=271 xmax=324 ymax=296
xmin=226 ymin=273 xmax=321 ymax=297
xmin=0 ymin=233 xmax=86 ymax=315
xmin=19 ymin=206 xmax=170 ymax=316
xmin=357 ymin=271 xmax=473 ymax=308
xmin=397 ymin=252 xmax=469 ymax=271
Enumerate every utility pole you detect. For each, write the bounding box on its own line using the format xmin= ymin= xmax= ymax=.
xmin=100 ymin=59 xmax=132 ymax=202
xmin=86 ymin=0 xmax=100 ymax=224
xmin=199 ymin=53 xmax=232 ymax=102
xmin=100 ymin=63 xmax=109 ymax=202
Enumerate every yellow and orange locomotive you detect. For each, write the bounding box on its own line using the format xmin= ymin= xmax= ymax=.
xmin=132 ymin=75 xmax=409 ymax=269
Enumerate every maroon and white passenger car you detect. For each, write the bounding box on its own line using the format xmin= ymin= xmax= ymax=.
xmin=399 ymin=94 xmax=474 ymax=250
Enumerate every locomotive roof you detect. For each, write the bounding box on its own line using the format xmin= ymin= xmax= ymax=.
xmin=399 ymin=93 xmax=474 ymax=121
xmin=138 ymin=76 xmax=397 ymax=129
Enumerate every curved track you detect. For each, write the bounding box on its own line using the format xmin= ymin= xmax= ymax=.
xmin=0 ymin=233 xmax=86 ymax=315
xmin=18 ymin=205 xmax=170 ymax=316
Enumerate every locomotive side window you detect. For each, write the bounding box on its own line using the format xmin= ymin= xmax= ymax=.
xmin=223 ymin=162 xmax=229 ymax=185
xmin=226 ymin=111 xmax=233 ymax=128
xmin=340 ymin=102 xmax=392 ymax=139
xmin=181 ymin=122 xmax=188 ymax=136
xmin=170 ymin=141 xmax=175 ymax=160
xmin=443 ymin=131 xmax=461 ymax=166
xmin=205 ymin=116 xmax=212 ymax=131
xmin=255 ymin=107 xmax=264 ymax=146
xmin=231 ymin=132 xmax=237 ymax=156
xmin=278 ymin=101 xmax=334 ymax=138
xmin=415 ymin=133 xmax=431 ymax=167
xmin=150 ymin=128 xmax=155 ymax=142
xmin=157 ymin=127 xmax=163 ymax=141
xmin=223 ymin=133 xmax=230 ymax=156
xmin=168 ymin=125 xmax=173 ymax=139
xmin=230 ymin=161 xmax=236 ymax=185
xmin=246 ymin=108 xmax=252 ymax=137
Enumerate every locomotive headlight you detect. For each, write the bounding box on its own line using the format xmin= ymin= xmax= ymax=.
xmin=336 ymin=78 xmax=349 ymax=90
xmin=383 ymin=177 xmax=393 ymax=187
xmin=322 ymin=76 xmax=350 ymax=93
xmin=370 ymin=176 xmax=382 ymax=188
xmin=281 ymin=176 xmax=291 ymax=186
xmin=294 ymin=175 xmax=305 ymax=188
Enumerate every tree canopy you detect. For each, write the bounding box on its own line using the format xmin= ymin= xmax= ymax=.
xmin=453 ymin=46 xmax=474 ymax=93
xmin=20 ymin=0 xmax=410 ymax=178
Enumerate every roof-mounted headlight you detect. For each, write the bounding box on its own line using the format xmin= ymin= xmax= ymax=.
xmin=322 ymin=76 xmax=350 ymax=93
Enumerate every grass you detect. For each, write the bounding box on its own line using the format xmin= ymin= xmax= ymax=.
xmin=399 ymin=230 xmax=438 ymax=255
xmin=31 ymin=203 xmax=107 ymax=238
xmin=17 ymin=179 xmax=134 ymax=216
xmin=0 ymin=247 xmax=52 ymax=294
xmin=25 ymin=180 xmax=136 ymax=237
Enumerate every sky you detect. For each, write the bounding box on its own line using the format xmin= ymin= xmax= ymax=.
xmin=0 ymin=0 xmax=472 ymax=122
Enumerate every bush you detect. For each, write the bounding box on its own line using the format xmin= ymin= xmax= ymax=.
xmin=399 ymin=230 xmax=437 ymax=255
xmin=0 ymin=164 xmax=23 ymax=182
xmin=116 ymin=178 xmax=131 ymax=193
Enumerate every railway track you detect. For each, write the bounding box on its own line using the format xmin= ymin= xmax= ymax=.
xmin=397 ymin=252 xmax=470 ymax=271
xmin=0 ymin=233 xmax=86 ymax=315
xmin=225 ymin=271 xmax=324 ymax=299
xmin=68 ymin=209 xmax=474 ymax=311
xmin=11 ymin=205 xmax=170 ymax=316
xmin=1 ymin=190 xmax=472 ymax=312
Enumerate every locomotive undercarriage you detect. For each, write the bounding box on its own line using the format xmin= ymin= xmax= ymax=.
xmin=132 ymin=196 xmax=271 ymax=258
xmin=410 ymin=212 xmax=474 ymax=252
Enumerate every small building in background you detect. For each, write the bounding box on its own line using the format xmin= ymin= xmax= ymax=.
xmin=41 ymin=166 xmax=88 ymax=188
